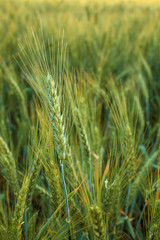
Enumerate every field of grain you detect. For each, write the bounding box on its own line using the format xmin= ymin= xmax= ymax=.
xmin=0 ymin=0 xmax=160 ymax=239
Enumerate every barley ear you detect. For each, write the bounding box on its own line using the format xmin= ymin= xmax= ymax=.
xmin=90 ymin=205 xmax=105 ymax=240
xmin=10 ymin=176 xmax=29 ymax=240
xmin=74 ymin=107 xmax=91 ymax=163
xmin=46 ymin=73 xmax=66 ymax=162
xmin=131 ymin=151 xmax=159 ymax=198
xmin=148 ymin=199 xmax=160 ymax=239
xmin=45 ymin=156 xmax=63 ymax=212
xmin=103 ymin=175 xmax=121 ymax=229
xmin=122 ymin=125 xmax=137 ymax=182
xmin=74 ymin=108 xmax=93 ymax=199
xmin=0 ymin=136 xmax=19 ymax=195
xmin=26 ymin=155 xmax=41 ymax=207
xmin=46 ymin=73 xmax=70 ymax=221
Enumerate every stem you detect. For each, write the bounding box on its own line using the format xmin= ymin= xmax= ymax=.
xmin=24 ymin=209 xmax=28 ymax=240
xmin=130 ymin=196 xmax=136 ymax=217
xmin=121 ymin=184 xmax=131 ymax=230
xmin=89 ymin=161 xmax=93 ymax=203
xmin=48 ymin=184 xmax=51 ymax=218
xmin=136 ymin=203 xmax=146 ymax=231
xmin=60 ymin=161 xmax=70 ymax=222
xmin=125 ymin=184 xmax=131 ymax=216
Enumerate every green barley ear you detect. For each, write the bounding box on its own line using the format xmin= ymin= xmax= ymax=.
xmin=65 ymin=144 xmax=78 ymax=189
xmin=9 ymin=77 xmax=24 ymax=102
xmin=134 ymin=96 xmax=145 ymax=133
xmin=131 ymin=151 xmax=159 ymax=198
xmin=121 ymin=124 xmax=138 ymax=183
xmin=46 ymin=73 xmax=66 ymax=162
xmin=145 ymin=180 xmax=160 ymax=205
xmin=44 ymin=154 xmax=63 ymax=212
xmin=35 ymin=184 xmax=50 ymax=199
xmin=0 ymin=198 xmax=7 ymax=227
xmin=90 ymin=205 xmax=105 ymax=240
xmin=74 ymin=107 xmax=91 ymax=163
xmin=0 ymin=200 xmax=8 ymax=240
xmin=0 ymin=136 xmax=19 ymax=195
xmin=74 ymin=107 xmax=93 ymax=199
xmin=36 ymin=104 xmax=64 ymax=207
xmin=26 ymin=155 xmax=41 ymax=207
xmin=28 ymin=211 xmax=39 ymax=240
xmin=103 ymin=175 xmax=121 ymax=229
xmin=0 ymin=223 xmax=8 ymax=240
xmin=9 ymin=77 xmax=27 ymax=115
xmin=70 ymin=198 xmax=89 ymax=235
xmin=148 ymin=199 xmax=160 ymax=240
xmin=11 ymin=176 xmax=29 ymax=240
xmin=93 ymin=126 xmax=100 ymax=156
xmin=45 ymin=73 xmax=70 ymax=221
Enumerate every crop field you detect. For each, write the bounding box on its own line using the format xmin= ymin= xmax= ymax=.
xmin=0 ymin=0 xmax=160 ymax=239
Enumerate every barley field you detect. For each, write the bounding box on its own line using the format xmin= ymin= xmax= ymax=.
xmin=0 ymin=0 xmax=160 ymax=239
